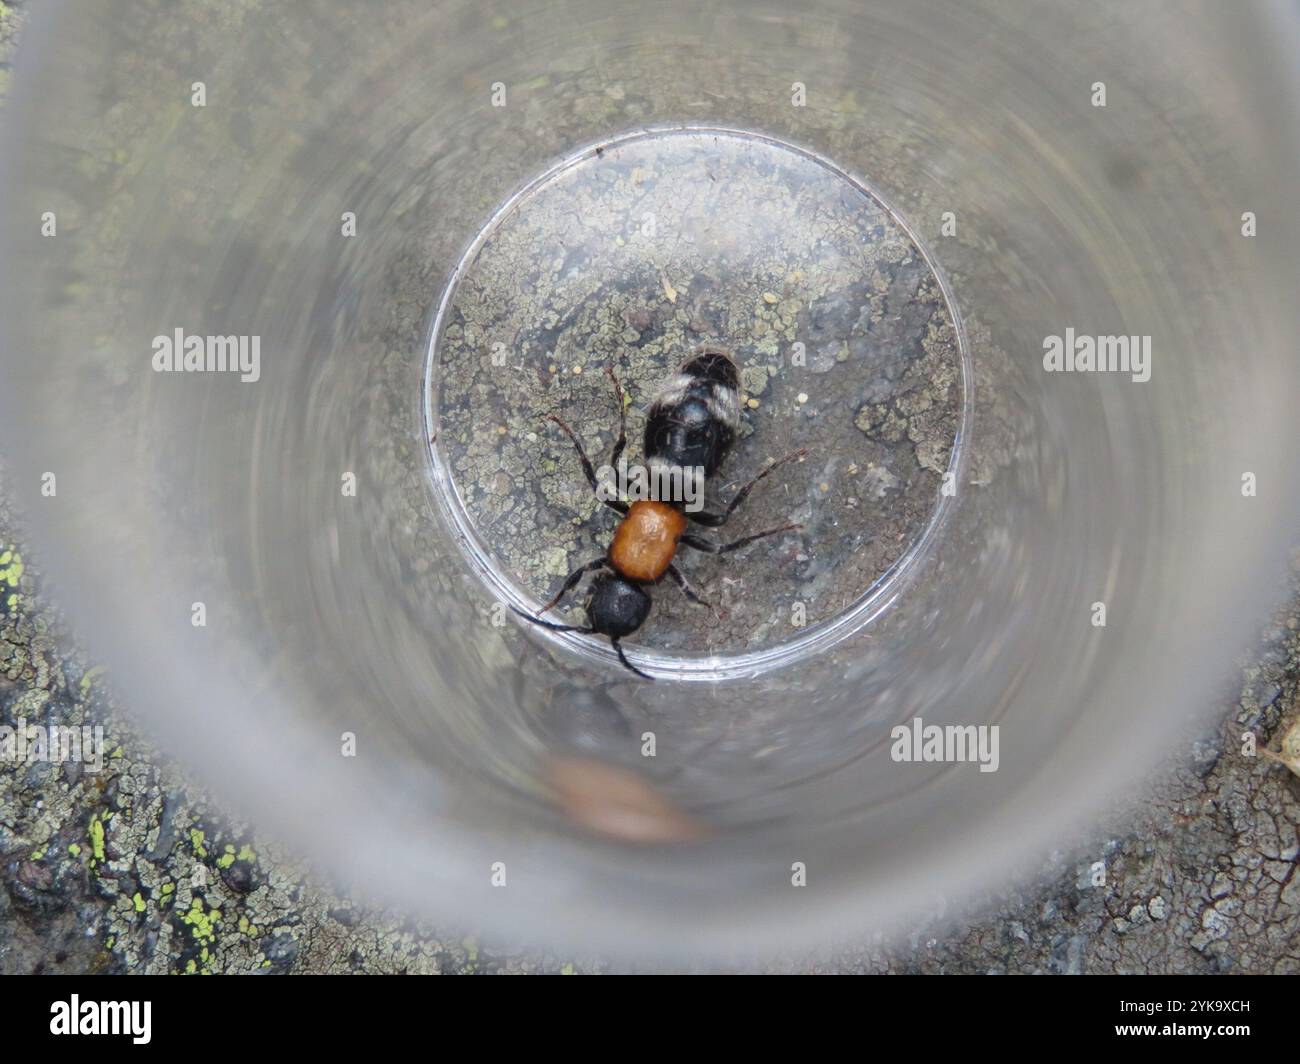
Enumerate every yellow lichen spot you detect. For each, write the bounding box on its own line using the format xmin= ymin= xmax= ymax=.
xmin=762 ymin=292 xmax=779 ymax=304
xmin=132 ymin=892 xmax=146 ymax=913
xmin=189 ymin=827 xmax=207 ymax=858
xmin=89 ymin=814 xmax=106 ymax=862
xmin=0 ymin=549 xmax=23 ymax=588
xmin=182 ymin=897 xmax=220 ymax=945
xmin=68 ymin=843 xmax=81 ymax=858
xmin=79 ymin=665 xmax=106 ymax=697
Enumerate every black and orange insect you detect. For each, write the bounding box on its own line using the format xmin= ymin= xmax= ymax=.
xmin=513 ymin=347 xmax=806 ymax=679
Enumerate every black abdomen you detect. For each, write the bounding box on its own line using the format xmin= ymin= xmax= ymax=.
xmin=644 ymin=348 xmax=741 ymax=479
xmin=645 ymin=392 xmax=734 ymax=477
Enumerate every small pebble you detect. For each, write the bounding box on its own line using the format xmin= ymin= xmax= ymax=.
xmin=747 ymin=398 xmax=760 ymax=409
xmin=797 ymin=392 xmax=809 ymax=404
xmin=761 ymin=292 xmax=779 ymax=304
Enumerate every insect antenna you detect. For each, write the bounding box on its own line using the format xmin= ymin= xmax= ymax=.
xmin=509 ymin=605 xmax=595 ymax=635
xmin=611 ymin=639 xmax=654 ymax=682
xmin=511 ymin=607 xmax=655 ymax=682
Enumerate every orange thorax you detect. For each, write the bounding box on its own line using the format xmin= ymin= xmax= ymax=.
xmin=608 ymin=500 xmax=687 ymax=582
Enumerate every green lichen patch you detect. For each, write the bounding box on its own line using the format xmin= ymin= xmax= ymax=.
xmin=88 ymin=814 xmax=106 ymax=863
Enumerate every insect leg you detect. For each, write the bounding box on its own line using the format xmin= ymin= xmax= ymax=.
xmin=539 ymin=557 xmax=609 ymax=615
xmin=548 ymin=415 xmax=628 ymax=516
xmin=680 ymin=523 xmax=803 ymax=555
xmin=665 ymin=564 xmax=718 ymax=615
xmin=687 ymin=448 xmax=808 ymax=527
